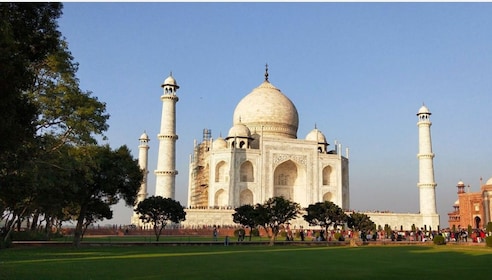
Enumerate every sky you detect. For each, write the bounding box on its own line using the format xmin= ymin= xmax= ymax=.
xmin=57 ymin=2 xmax=492 ymax=228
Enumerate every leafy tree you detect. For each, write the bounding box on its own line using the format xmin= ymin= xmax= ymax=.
xmin=80 ymin=200 xmax=113 ymax=240
xmin=255 ymin=196 xmax=301 ymax=246
xmin=136 ymin=196 xmax=186 ymax=241
xmin=69 ymin=145 xmax=143 ymax=247
xmin=347 ymin=212 xmax=375 ymax=241
xmin=0 ymin=2 xmax=62 ymax=246
xmin=232 ymin=204 xmax=259 ymax=241
xmin=303 ymin=201 xmax=348 ymax=241
xmin=0 ymin=3 xmax=110 ymax=244
xmin=0 ymin=3 xmax=62 ymax=153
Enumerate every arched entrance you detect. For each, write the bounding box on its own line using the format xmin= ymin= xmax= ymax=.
xmin=475 ymin=216 xmax=481 ymax=229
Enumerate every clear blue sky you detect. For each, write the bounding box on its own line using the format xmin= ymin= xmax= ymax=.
xmin=58 ymin=2 xmax=492 ymax=227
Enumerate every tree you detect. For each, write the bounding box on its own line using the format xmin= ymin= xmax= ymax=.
xmin=232 ymin=204 xmax=259 ymax=241
xmin=0 ymin=3 xmax=62 ymax=154
xmin=0 ymin=2 xmax=63 ymax=246
xmin=69 ymin=145 xmax=143 ymax=247
xmin=303 ymin=201 xmax=348 ymax=241
xmin=255 ymin=197 xmax=301 ymax=246
xmin=347 ymin=212 xmax=375 ymax=233
xmin=0 ymin=3 xmax=110 ymax=245
xmin=347 ymin=212 xmax=375 ymax=242
xmin=136 ymin=196 xmax=186 ymax=241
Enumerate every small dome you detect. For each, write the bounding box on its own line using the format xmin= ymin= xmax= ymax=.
xmin=305 ymin=128 xmax=327 ymax=144
xmin=213 ymin=137 xmax=227 ymax=149
xmin=486 ymin=177 xmax=492 ymax=185
xmin=457 ymin=180 xmax=465 ymax=186
xmin=454 ymin=199 xmax=459 ymax=205
xmin=162 ymin=74 xmax=179 ymax=88
xmin=139 ymin=132 xmax=149 ymax=140
xmin=227 ymin=123 xmax=251 ymax=138
xmin=417 ymin=104 xmax=431 ymax=115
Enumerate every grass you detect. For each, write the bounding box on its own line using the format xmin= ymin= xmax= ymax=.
xmin=1 ymin=244 xmax=491 ymax=279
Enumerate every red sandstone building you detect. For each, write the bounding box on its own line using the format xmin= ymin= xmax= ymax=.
xmin=448 ymin=178 xmax=492 ymax=230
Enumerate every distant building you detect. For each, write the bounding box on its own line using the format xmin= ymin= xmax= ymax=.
xmin=448 ymin=178 xmax=492 ymax=230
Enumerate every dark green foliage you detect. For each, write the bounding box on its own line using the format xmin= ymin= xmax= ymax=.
xmin=486 ymin=222 xmax=492 ymax=234
xmin=232 ymin=204 xmax=258 ymax=241
xmin=0 ymin=3 xmax=62 ymax=152
xmin=0 ymin=3 xmax=111 ymax=246
xmin=303 ymin=201 xmax=348 ymax=239
xmin=136 ymin=196 xmax=186 ymax=241
xmin=256 ymin=197 xmax=301 ymax=245
xmin=70 ymin=145 xmax=143 ymax=247
xmin=433 ymin=235 xmax=446 ymax=245
xmin=347 ymin=212 xmax=375 ymax=233
xmin=486 ymin=236 xmax=492 ymax=248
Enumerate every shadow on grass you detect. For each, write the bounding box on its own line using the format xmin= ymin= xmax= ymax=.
xmin=1 ymin=245 xmax=491 ymax=279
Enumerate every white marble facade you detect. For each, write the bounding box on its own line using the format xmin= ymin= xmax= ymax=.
xmin=187 ymin=68 xmax=349 ymax=210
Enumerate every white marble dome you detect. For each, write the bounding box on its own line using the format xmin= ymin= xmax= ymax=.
xmin=486 ymin=177 xmax=492 ymax=185
xmin=417 ymin=104 xmax=431 ymax=115
xmin=213 ymin=137 xmax=227 ymax=149
xmin=228 ymin=123 xmax=251 ymax=138
xmin=139 ymin=132 xmax=149 ymax=140
xmin=306 ymin=128 xmax=327 ymax=144
xmin=233 ymin=80 xmax=298 ymax=139
xmin=162 ymin=74 xmax=179 ymax=88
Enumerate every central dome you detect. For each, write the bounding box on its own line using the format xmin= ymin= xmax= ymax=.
xmin=233 ymin=80 xmax=299 ymax=139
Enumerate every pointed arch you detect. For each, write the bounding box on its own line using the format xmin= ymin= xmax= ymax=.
xmin=215 ymin=161 xmax=227 ymax=183
xmin=273 ymin=160 xmax=298 ymax=200
xmin=214 ymin=189 xmax=227 ymax=207
xmin=240 ymin=161 xmax=254 ymax=182
xmin=240 ymin=189 xmax=254 ymax=205
xmin=323 ymin=192 xmax=333 ymax=202
xmin=322 ymin=165 xmax=334 ymax=186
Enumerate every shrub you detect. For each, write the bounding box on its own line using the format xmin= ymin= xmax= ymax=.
xmin=250 ymin=228 xmax=259 ymax=237
xmin=334 ymin=232 xmax=343 ymax=241
xmin=486 ymin=222 xmax=492 ymax=235
xmin=486 ymin=236 xmax=492 ymax=248
xmin=11 ymin=230 xmax=49 ymax=241
xmin=433 ymin=235 xmax=446 ymax=245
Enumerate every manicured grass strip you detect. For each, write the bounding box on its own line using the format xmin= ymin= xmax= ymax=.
xmin=1 ymin=245 xmax=491 ymax=279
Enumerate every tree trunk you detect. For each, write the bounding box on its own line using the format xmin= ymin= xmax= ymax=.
xmin=3 ymin=207 xmax=27 ymax=243
xmin=30 ymin=211 xmax=39 ymax=231
xmin=269 ymin=227 xmax=278 ymax=246
xmin=73 ymin=204 xmax=87 ymax=248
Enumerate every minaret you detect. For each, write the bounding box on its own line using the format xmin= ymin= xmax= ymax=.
xmin=155 ymin=73 xmax=179 ymax=199
xmin=131 ymin=132 xmax=150 ymax=225
xmin=416 ymin=104 xmax=439 ymax=228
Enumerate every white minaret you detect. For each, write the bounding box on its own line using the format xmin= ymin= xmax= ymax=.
xmin=131 ymin=132 xmax=150 ymax=225
xmin=416 ymin=104 xmax=439 ymax=229
xmin=155 ymin=73 xmax=179 ymax=199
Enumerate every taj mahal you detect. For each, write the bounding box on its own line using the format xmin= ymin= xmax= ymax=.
xmin=131 ymin=66 xmax=440 ymax=231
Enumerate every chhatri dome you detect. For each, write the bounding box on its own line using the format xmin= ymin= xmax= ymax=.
xmin=305 ymin=126 xmax=328 ymax=145
xmin=227 ymin=122 xmax=252 ymax=138
xmin=232 ymin=65 xmax=299 ymax=139
xmin=486 ymin=177 xmax=492 ymax=185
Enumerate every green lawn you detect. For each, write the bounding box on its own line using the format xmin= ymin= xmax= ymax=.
xmin=1 ymin=244 xmax=491 ymax=279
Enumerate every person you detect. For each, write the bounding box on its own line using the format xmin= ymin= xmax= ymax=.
xmin=300 ymin=230 xmax=305 ymax=241
xmin=213 ymin=226 xmax=218 ymax=241
xmin=238 ymin=228 xmax=244 ymax=242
